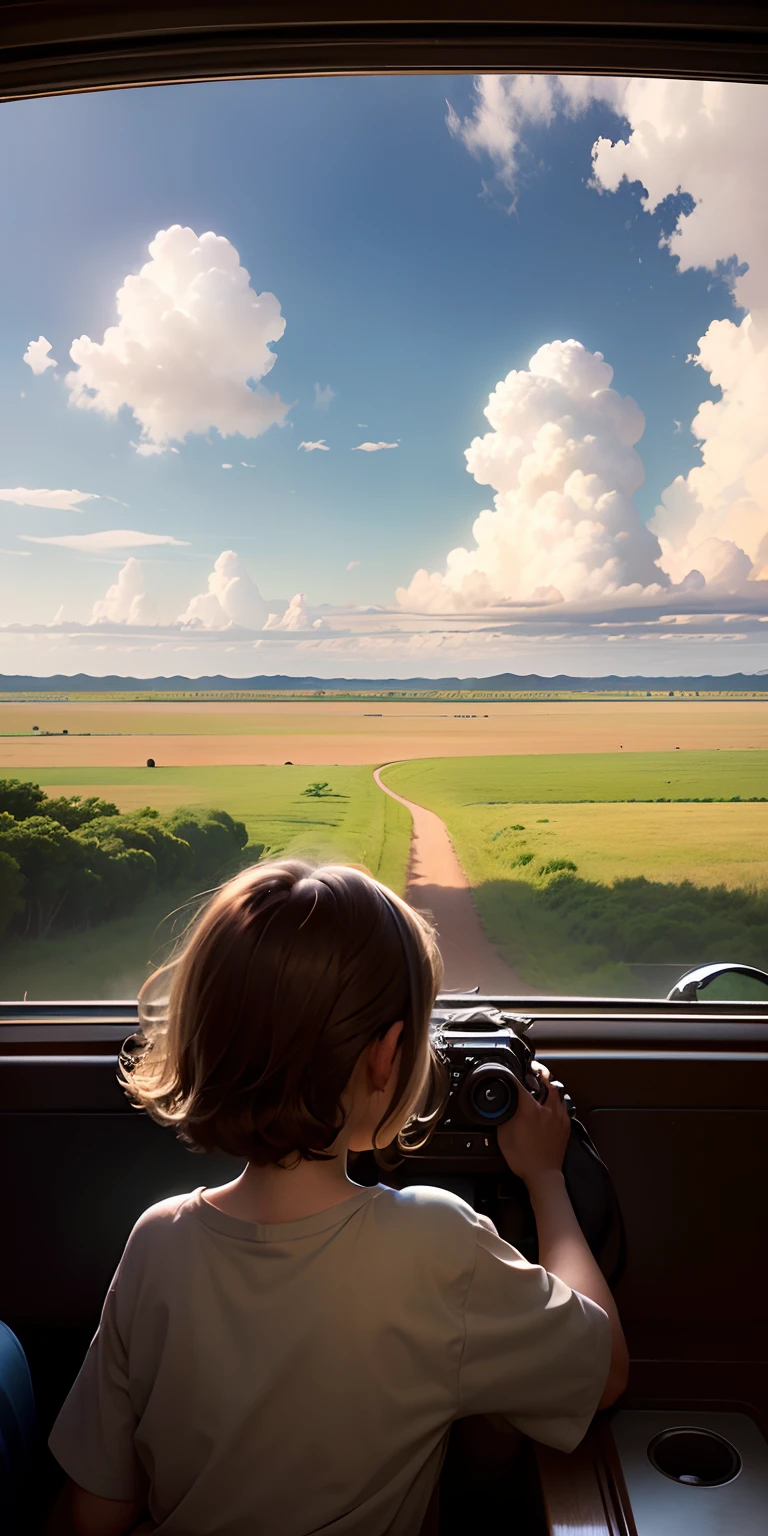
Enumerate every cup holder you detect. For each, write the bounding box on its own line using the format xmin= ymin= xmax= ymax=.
xmin=647 ymin=1427 xmax=742 ymax=1487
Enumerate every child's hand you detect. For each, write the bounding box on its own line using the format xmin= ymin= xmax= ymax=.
xmin=496 ymin=1062 xmax=571 ymax=1188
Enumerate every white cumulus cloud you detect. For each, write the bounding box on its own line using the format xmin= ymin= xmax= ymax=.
xmin=178 ymin=549 xmax=271 ymax=629
xmin=91 ymin=558 xmax=156 ymax=624
xmin=66 ymin=225 xmax=288 ymax=455
xmin=21 ymin=529 xmax=188 ymax=552
xmin=448 ymin=75 xmax=768 ymax=595
xmin=263 ymin=592 xmax=325 ymax=631
xmin=353 ymin=441 xmax=399 ymax=452
xmin=0 ymin=487 xmax=98 ymax=512
xmin=446 ymin=74 xmax=621 ymax=198
xmin=298 ymin=440 xmax=329 ymax=452
xmin=23 ymin=336 xmax=57 ymax=374
xmin=399 ymin=339 xmax=666 ymax=611
xmin=585 ymin=78 xmax=768 ymax=587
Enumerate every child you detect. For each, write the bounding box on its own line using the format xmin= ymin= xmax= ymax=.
xmin=46 ymin=860 xmax=628 ymax=1535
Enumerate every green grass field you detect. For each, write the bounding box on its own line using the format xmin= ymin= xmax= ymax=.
xmin=9 ymin=764 xmax=410 ymax=890
xmin=1 ymin=765 xmax=411 ymax=1000
xmin=383 ymin=753 xmax=768 ymax=995
xmin=6 ymin=749 xmax=768 ymax=1000
xmin=383 ymin=750 xmax=768 ymax=806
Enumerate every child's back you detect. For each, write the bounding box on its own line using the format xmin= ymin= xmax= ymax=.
xmin=47 ymin=860 xmax=624 ymax=1536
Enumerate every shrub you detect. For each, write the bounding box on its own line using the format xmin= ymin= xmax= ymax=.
xmin=540 ymin=873 xmax=768 ymax=970
xmin=539 ymin=858 xmax=578 ymax=875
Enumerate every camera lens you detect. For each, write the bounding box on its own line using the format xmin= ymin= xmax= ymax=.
xmin=470 ymin=1075 xmax=513 ymax=1120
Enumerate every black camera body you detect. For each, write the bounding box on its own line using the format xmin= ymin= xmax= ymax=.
xmin=399 ymin=1007 xmax=573 ymax=1167
xmin=370 ymin=1007 xmax=625 ymax=1287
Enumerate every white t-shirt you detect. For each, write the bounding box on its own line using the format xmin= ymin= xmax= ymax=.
xmin=49 ymin=1183 xmax=611 ymax=1536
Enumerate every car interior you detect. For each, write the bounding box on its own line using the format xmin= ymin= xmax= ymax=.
xmin=2 ymin=4 xmax=768 ymax=1534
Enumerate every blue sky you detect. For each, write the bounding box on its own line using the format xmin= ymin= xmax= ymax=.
xmin=1 ymin=74 xmax=766 ymax=676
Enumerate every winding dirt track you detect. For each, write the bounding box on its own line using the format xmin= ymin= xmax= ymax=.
xmin=374 ymin=766 xmax=524 ymax=995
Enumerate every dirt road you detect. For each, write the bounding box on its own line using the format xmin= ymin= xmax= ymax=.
xmin=374 ymin=766 xmax=524 ymax=995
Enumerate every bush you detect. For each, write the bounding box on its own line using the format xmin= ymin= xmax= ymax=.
xmin=539 ymin=858 xmax=578 ymax=875
xmin=541 ymin=873 xmax=768 ymax=970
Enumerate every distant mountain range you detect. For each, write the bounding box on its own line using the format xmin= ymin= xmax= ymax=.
xmin=1 ymin=671 xmax=767 ymax=693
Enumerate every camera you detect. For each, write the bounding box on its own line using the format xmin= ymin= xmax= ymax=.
xmin=395 ymin=1006 xmax=574 ymax=1167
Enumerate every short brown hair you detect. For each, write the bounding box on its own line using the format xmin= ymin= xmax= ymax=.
xmin=121 ymin=860 xmax=445 ymax=1166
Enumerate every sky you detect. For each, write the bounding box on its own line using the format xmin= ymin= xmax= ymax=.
xmin=1 ymin=72 xmax=767 ymax=678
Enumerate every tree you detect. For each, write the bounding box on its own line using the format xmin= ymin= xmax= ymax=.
xmin=0 ymin=813 xmax=96 ymax=937
xmin=81 ymin=837 xmax=156 ymax=916
xmin=0 ymin=779 xmax=47 ymax=820
xmin=78 ymin=814 xmax=193 ymax=886
xmin=0 ymin=850 xmax=24 ymax=940
xmin=44 ymin=794 xmax=120 ymax=830
xmin=165 ymin=809 xmax=247 ymax=876
xmin=0 ymin=793 xmax=260 ymax=947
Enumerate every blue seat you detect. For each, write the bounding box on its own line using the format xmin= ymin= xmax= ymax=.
xmin=0 ymin=1321 xmax=36 ymax=1529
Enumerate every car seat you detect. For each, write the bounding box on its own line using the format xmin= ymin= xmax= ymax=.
xmin=0 ymin=1321 xmax=36 ymax=1531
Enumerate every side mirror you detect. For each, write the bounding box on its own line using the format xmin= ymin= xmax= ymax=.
xmin=667 ymin=963 xmax=768 ymax=1002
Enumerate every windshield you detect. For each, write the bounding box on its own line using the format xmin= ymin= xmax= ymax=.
xmin=1 ymin=74 xmax=767 ymax=1002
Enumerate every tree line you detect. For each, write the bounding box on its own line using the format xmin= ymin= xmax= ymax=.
xmin=0 ymin=779 xmax=260 ymax=942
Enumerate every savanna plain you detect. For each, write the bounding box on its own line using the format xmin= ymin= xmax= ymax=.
xmin=1 ymin=694 xmax=767 ymax=1000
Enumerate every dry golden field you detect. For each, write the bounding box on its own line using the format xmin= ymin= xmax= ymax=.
xmin=1 ymin=698 xmax=767 ymax=768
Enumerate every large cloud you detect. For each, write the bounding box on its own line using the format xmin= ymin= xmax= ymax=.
xmin=399 ymin=339 xmax=666 ymax=611
xmin=586 ymin=79 xmax=768 ymax=588
xmin=66 ymin=225 xmax=288 ymax=454
xmin=0 ymin=487 xmax=97 ymax=512
xmin=91 ymin=558 xmax=156 ymax=625
xmin=448 ymin=76 xmax=768 ymax=596
xmin=178 ymin=550 xmax=272 ymax=629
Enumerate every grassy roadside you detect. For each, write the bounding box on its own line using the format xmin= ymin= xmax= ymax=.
xmin=382 ymin=754 xmax=768 ymax=996
xmin=0 ymin=883 xmax=205 ymax=1001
